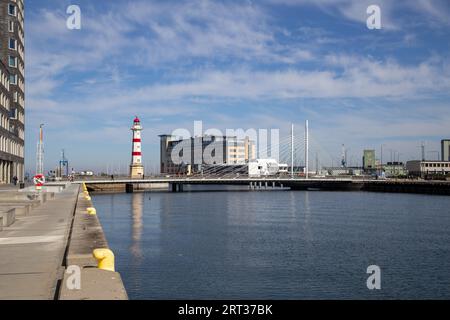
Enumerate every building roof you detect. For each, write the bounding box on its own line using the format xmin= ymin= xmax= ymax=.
xmin=407 ymin=160 xmax=450 ymax=163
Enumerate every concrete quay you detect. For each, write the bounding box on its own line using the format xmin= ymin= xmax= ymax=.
xmin=0 ymin=183 xmax=127 ymax=300
xmin=58 ymin=185 xmax=128 ymax=300
xmin=80 ymin=177 xmax=450 ymax=196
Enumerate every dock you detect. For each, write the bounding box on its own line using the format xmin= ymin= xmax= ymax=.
xmin=0 ymin=183 xmax=127 ymax=300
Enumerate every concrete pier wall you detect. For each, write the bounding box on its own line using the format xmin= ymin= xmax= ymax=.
xmin=59 ymin=186 xmax=128 ymax=300
xmin=83 ymin=179 xmax=450 ymax=196
xmin=87 ymin=182 xmax=169 ymax=193
xmin=359 ymin=180 xmax=450 ymax=196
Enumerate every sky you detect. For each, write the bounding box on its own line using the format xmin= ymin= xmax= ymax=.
xmin=25 ymin=0 xmax=450 ymax=174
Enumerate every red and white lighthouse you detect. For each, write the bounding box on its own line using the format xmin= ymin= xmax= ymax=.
xmin=130 ymin=116 xmax=144 ymax=179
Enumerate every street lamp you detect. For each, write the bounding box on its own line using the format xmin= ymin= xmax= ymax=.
xmin=379 ymin=144 xmax=386 ymax=175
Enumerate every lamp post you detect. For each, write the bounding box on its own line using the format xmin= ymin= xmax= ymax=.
xmin=380 ymin=144 xmax=386 ymax=175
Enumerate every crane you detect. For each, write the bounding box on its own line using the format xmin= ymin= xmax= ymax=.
xmin=59 ymin=149 xmax=69 ymax=177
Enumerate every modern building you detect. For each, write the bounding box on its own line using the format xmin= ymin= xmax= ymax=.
xmin=159 ymin=134 xmax=256 ymax=174
xmin=0 ymin=0 xmax=25 ymax=184
xmin=363 ymin=150 xmax=376 ymax=172
xmin=442 ymin=139 xmax=450 ymax=162
xmin=325 ymin=167 xmax=364 ymax=176
xmin=406 ymin=160 xmax=450 ymax=177
xmin=383 ymin=162 xmax=407 ymax=177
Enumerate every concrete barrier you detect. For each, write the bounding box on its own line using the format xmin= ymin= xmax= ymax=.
xmin=0 ymin=200 xmax=42 ymax=209
xmin=59 ymin=268 xmax=128 ymax=300
xmin=59 ymin=186 xmax=127 ymax=300
xmin=0 ymin=205 xmax=31 ymax=216
xmin=43 ymin=186 xmax=65 ymax=193
xmin=0 ymin=192 xmax=40 ymax=201
xmin=19 ymin=183 xmax=69 ymax=194
xmin=39 ymin=193 xmax=48 ymax=204
xmin=0 ymin=209 xmax=15 ymax=227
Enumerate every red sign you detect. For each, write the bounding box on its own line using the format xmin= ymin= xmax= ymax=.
xmin=33 ymin=174 xmax=46 ymax=187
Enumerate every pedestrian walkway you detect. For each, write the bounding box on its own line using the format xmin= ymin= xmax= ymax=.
xmin=0 ymin=185 xmax=79 ymax=299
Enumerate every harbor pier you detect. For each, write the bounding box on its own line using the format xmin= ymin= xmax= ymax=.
xmin=0 ymin=183 xmax=127 ymax=300
xmin=80 ymin=177 xmax=450 ymax=196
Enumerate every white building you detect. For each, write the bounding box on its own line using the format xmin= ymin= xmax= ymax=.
xmin=159 ymin=134 xmax=256 ymax=174
xmin=406 ymin=160 xmax=450 ymax=176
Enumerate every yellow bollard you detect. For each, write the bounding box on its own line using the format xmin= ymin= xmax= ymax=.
xmin=85 ymin=195 xmax=91 ymax=201
xmin=93 ymin=249 xmax=115 ymax=272
xmin=86 ymin=207 xmax=96 ymax=215
xmin=83 ymin=191 xmax=89 ymax=196
xmin=82 ymin=183 xmax=88 ymax=191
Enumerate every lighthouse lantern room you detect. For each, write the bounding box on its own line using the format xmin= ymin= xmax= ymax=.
xmin=130 ymin=116 xmax=144 ymax=179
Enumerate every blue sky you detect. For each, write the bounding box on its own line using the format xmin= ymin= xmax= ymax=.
xmin=25 ymin=0 xmax=450 ymax=174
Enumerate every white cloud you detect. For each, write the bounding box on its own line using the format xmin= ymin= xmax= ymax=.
xmin=267 ymin=0 xmax=450 ymax=29
xmin=414 ymin=0 xmax=450 ymax=26
xmin=98 ymin=56 xmax=448 ymax=101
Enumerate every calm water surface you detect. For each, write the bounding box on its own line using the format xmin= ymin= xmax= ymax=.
xmin=93 ymin=190 xmax=450 ymax=299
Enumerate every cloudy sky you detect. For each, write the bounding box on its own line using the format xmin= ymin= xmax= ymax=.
xmin=25 ymin=0 xmax=450 ymax=174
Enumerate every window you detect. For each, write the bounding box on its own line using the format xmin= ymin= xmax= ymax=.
xmin=8 ymin=4 xmax=16 ymax=16
xmin=9 ymin=108 xmax=17 ymax=119
xmin=9 ymin=74 xmax=17 ymax=85
xmin=8 ymin=56 xmax=17 ymax=67
xmin=8 ymin=21 xmax=14 ymax=32
xmin=9 ymin=38 xmax=16 ymax=50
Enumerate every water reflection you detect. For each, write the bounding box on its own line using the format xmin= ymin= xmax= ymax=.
xmin=130 ymin=192 xmax=144 ymax=259
xmin=303 ymin=191 xmax=313 ymax=242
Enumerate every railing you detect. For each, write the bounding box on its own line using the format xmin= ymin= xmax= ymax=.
xmin=72 ymin=176 xmax=364 ymax=185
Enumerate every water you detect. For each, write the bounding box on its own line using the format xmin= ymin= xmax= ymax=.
xmin=93 ymin=190 xmax=450 ymax=299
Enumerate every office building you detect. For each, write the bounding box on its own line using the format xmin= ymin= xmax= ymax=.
xmin=159 ymin=134 xmax=256 ymax=174
xmin=406 ymin=160 xmax=450 ymax=177
xmin=363 ymin=150 xmax=376 ymax=171
xmin=383 ymin=162 xmax=407 ymax=177
xmin=0 ymin=0 xmax=25 ymax=184
xmin=442 ymin=139 xmax=450 ymax=162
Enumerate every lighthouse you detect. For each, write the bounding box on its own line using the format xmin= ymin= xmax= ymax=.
xmin=130 ymin=116 xmax=144 ymax=179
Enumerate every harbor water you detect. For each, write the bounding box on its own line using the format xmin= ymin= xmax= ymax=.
xmin=93 ymin=190 xmax=450 ymax=299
